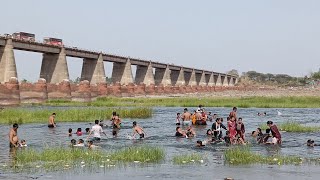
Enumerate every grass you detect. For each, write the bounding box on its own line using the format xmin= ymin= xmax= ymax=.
xmin=42 ymin=96 xmax=320 ymax=108
xmin=259 ymin=121 xmax=320 ymax=133
xmin=11 ymin=146 xmax=165 ymax=171
xmin=0 ymin=107 xmax=152 ymax=124
xmin=172 ymin=153 xmax=204 ymax=164
xmin=224 ymin=147 xmax=303 ymax=165
xmin=110 ymin=146 xmax=165 ymax=163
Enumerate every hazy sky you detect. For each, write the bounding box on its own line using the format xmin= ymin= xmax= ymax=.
xmin=1 ymin=0 xmax=320 ymax=81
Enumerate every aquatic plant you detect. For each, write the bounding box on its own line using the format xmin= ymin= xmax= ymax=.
xmin=172 ymin=153 xmax=204 ymax=165
xmin=110 ymin=146 xmax=165 ymax=163
xmin=259 ymin=121 xmax=320 ymax=133
xmin=43 ymin=96 xmax=320 ymax=108
xmin=0 ymin=107 xmax=152 ymax=124
xmin=224 ymin=147 xmax=302 ymax=165
xmin=11 ymin=146 xmax=165 ymax=171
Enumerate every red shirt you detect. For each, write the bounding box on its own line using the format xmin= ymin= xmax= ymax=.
xmin=270 ymin=125 xmax=281 ymax=140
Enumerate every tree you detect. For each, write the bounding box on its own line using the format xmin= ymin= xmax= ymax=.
xmin=228 ymin=69 xmax=239 ymax=76
xmin=311 ymin=72 xmax=320 ymax=80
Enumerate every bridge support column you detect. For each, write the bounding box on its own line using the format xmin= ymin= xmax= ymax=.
xmin=135 ymin=63 xmax=155 ymax=86
xmin=198 ymin=71 xmax=207 ymax=86
xmin=0 ymin=38 xmax=18 ymax=83
xmin=40 ymin=48 xmax=69 ymax=83
xmin=207 ymin=73 xmax=215 ymax=86
xmin=229 ymin=77 xmax=235 ymax=86
xmin=216 ymin=74 xmax=222 ymax=86
xmin=154 ymin=65 xmax=171 ymax=86
xmin=222 ymin=75 xmax=229 ymax=86
xmin=171 ymin=68 xmax=185 ymax=86
xmin=187 ymin=69 xmax=197 ymax=86
xmin=81 ymin=53 xmax=106 ymax=84
xmin=111 ymin=58 xmax=133 ymax=85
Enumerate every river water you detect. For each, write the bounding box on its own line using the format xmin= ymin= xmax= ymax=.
xmin=1 ymin=107 xmax=320 ymax=180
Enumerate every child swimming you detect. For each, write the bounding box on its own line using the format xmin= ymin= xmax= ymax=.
xmin=20 ymin=139 xmax=27 ymax=147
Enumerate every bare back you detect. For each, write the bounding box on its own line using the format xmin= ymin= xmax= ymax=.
xmin=182 ymin=112 xmax=191 ymax=121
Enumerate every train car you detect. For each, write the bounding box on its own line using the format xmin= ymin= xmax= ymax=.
xmin=12 ymin=32 xmax=35 ymax=42
xmin=43 ymin=37 xmax=63 ymax=46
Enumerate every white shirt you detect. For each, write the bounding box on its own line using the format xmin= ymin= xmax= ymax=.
xmin=91 ymin=124 xmax=103 ymax=138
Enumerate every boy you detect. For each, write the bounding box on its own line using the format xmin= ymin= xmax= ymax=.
xmin=132 ymin=121 xmax=146 ymax=139
xmin=87 ymin=120 xmax=107 ymax=141
xmin=176 ymin=113 xmax=181 ymax=125
xmin=74 ymin=139 xmax=85 ymax=147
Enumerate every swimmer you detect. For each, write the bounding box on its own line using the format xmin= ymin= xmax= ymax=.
xmin=176 ymin=113 xmax=181 ymax=125
xmin=113 ymin=114 xmax=122 ymax=129
xmin=9 ymin=123 xmax=19 ymax=148
xmin=206 ymin=129 xmax=213 ymax=136
xmin=207 ymin=112 xmax=213 ymax=122
xmin=186 ymin=126 xmax=196 ymax=138
xmin=175 ymin=127 xmax=186 ymax=137
xmin=212 ymin=118 xmax=227 ymax=140
xmin=307 ymin=139 xmax=319 ymax=147
xmin=74 ymin=139 xmax=85 ymax=147
xmin=85 ymin=128 xmax=90 ymax=134
xmin=132 ymin=121 xmax=146 ymax=139
xmin=181 ymin=108 xmax=192 ymax=126
xmin=224 ymin=131 xmax=231 ymax=146
xmin=70 ymin=139 xmax=76 ymax=146
xmin=76 ymin=128 xmax=82 ymax=136
xmin=88 ymin=140 xmax=98 ymax=149
xmin=68 ymin=128 xmax=73 ymax=136
xmin=87 ymin=120 xmax=107 ymax=141
xmin=20 ymin=139 xmax=27 ymax=147
xmin=196 ymin=140 xmax=206 ymax=147
xmin=48 ymin=113 xmax=56 ymax=128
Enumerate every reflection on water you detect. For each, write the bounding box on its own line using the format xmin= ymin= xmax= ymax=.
xmin=1 ymin=107 xmax=320 ymax=180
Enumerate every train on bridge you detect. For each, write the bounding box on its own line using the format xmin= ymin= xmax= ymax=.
xmin=8 ymin=32 xmax=63 ymax=46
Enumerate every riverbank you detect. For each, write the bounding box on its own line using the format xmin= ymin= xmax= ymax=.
xmin=41 ymin=96 xmax=320 ymax=108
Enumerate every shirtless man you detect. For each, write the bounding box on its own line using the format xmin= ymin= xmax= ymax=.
xmin=48 ymin=113 xmax=56 ymax=128
xmin=132 ymin=121 xmax=146 ymax=139
xmin=9 ymin=123 xmax=19 ymax=148
xmin=229 ymin=107 xmax=237 ymax=120
xmin=181 ymin=108 xmax=192 ymax=126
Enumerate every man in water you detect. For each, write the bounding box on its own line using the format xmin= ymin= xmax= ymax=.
xmin=181 ymin=108 xmax=192 ymax=125
xmin=229 ymin=107 xmax=237 ymax=120
xmin=212 ymin=118 xmax=227 ymax=140
xmin=267 ymin=121 xmax=281 ymax=144
xmin=132 ymin=121 xmax=146 ymax=139
xmin=9 ymin=123 xmax=19 ymax=148
xmin=48 ymin=113 xmax=56 ymax=128
xmin=87 ymin=120 xmax=107 ymax=141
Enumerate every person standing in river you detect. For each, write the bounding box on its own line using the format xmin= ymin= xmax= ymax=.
xmin=9 ymin=123 xmax=19 ymax=148
xmin=267 ymin=121 xmax=282 ymax=144
xmin=48 ymin=113 xmax=56 ymax=128
xmin=229 ymin=107 xmax=237 ymax=120
xmin=181 ymin=108 xmax=192 ymax=126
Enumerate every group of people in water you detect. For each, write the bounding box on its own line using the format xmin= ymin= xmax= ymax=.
xmin=175 ymin=106 xmax=284 ymax=147
xmin=8 ymin=105 xmax=318 ymax=150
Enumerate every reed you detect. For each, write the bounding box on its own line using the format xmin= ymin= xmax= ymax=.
xmin=172 ymin=153 xmax=204 ymax=164
xmin=259 ymin=121 xmax=320 ymax=132
xmin=224 ymin=147 xmax=302 ymax=165
xmin=0 ymin=107 xmax=152 ymax=124
xmin=43 ymin=96 xmax=320 ymax=108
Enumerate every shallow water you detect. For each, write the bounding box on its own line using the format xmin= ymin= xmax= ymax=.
xmin=1 ymin=107 xmax=320 ymax=180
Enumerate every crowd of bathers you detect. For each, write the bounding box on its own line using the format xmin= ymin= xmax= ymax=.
xmin=8 ymin=106 xmax=319 ymax=151
xmin=174 ymin=106 xmax=285 ymax=147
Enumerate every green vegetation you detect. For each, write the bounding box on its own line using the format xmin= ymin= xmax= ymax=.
xmin=172 ymin=153 xmax=204 ymax=165
xmin=0 ymin=107 xmax=152 ymax=124
xmin=11 ymin=146 xmax=164 ymax=171
xmin=259 ymin=121 xmax=320 ymax=133
xmin=224 ymin=147 xmax=302 ymax=165
xmin=43 ymin=96 xmax=320 ymax=108
xmin=110 ymin=146 xmax=165 ymax=163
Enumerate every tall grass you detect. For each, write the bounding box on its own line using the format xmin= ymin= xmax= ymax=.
xmin=224 ymin=147 xmax=302 ymax=165
xmin=0 ymin=107 xmax=152 ymax=124
xmin=44 ymin=96 xmax=320 ymax=108
xmin=259 ymin=121 xmax=320 ymax=132
xmin=12 ymin=146 xmax=165 ymax=171
xmin=172 ymin=153 xmax=204 ymax=164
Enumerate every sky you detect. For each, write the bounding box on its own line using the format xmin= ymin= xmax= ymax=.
xmin=1 ymin=0 xmax=320 ymax=81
